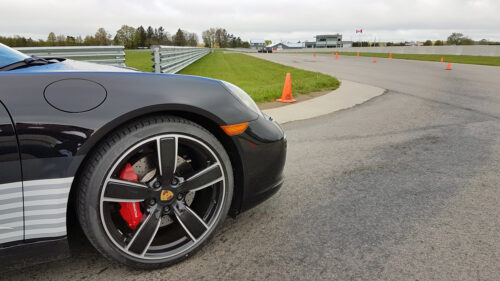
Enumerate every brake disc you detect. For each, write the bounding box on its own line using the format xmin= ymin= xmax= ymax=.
xmin=131 ymin=155 xmax=157 ymax=183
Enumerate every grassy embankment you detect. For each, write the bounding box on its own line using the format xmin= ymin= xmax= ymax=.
xmin=125 ymin=50 xmax=339 ymax=102
xmin=178 ymin=52 xmax=339 ymax=102
xmin=124 ymin=49 xmax=153 ymax=72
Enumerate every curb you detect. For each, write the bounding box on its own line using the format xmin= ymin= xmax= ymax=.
xmin=262 ymin=80 xmax=386 ymax=124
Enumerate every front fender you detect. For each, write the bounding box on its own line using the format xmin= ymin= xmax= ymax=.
xmin=0 ymin=70 xmax=257 ymax=181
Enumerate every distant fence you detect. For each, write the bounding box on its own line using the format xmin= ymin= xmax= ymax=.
xmin=152 ymin=46 xmax=211 ymax=74
xmin=15 ymin=46 xmax=126 ymax=67
xmin=279 ymin=45 xmax=500 ymax=57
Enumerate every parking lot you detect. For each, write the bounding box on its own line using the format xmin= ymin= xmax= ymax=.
xmin=7 ymin=54 xmax=500 ymax=281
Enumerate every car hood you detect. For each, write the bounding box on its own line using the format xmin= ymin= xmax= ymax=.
xmin=9 ymin=59 xmax=136 ymax=73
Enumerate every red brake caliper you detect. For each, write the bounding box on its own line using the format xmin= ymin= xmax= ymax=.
xmin=118 ymin=163 xmax=143 ymax=230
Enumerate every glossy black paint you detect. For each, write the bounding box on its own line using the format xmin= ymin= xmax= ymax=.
xmin=1 ymin=61 xmax=257 ymax=181
xmin=0 ymin=59 xmax=286 ymax=268
xmin=0 ymin=102 xmax=22 ymax=185
xmin=44 ymin=78 xmax=107 ymax=113
xmin=232 ymin=114 xmax=287 ymax=212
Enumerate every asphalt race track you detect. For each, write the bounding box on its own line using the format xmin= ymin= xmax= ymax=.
xmin=7 ymin=54 xmax=500 ymax=281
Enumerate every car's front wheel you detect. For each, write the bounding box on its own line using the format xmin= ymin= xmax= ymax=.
xmin=76 ymin=115 xmax=233 ymax=269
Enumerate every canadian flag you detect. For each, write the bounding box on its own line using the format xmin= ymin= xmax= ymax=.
xmin=356 ymin=29 xmax=363 ymax=34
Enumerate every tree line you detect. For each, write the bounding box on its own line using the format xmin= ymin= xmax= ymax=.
xmin=201 ymin=28 xmax=250 ymax=48
xmin=113 ymin=25 xmax=199 ymax=48
xmin=420 ymin=33 xmax=480 ymax=46
xmin=352 ymin=33 xmax=499 ymax=47
xmin=0 ymin=26 xmax=249 ymax=49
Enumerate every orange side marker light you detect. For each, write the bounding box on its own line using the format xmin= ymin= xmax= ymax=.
xmin=221 ymin=122 xmax=250 ymax=136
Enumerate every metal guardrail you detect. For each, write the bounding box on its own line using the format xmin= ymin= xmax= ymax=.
xmin=15 ymin=46 xmax=126 ymax=67
xmin=152 ymin=46 xmax=211 ymax=74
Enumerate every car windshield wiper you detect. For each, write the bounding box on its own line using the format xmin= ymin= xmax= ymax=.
xmin=0 ymin=56 xmax=63 ymax=71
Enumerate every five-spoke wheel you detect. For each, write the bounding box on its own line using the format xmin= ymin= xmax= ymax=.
xmin=77 ymin=116 xmax=233 ymax=268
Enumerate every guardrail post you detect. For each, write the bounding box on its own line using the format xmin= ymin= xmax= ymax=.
xmin=153 ymin=47 xmax=161 ymax=73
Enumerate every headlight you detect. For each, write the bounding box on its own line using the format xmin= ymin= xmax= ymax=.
xmin=221 ymin=81 xmax=261 ymax=116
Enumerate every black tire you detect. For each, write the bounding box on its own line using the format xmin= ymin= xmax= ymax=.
xmin=76 ymin=115 xmax=233 ymax=269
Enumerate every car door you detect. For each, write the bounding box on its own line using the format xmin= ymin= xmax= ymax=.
xmin=0 ymin=101 xmax=24 ymax=245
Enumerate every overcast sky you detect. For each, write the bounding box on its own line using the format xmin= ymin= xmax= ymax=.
xmin=1 ymin=0 xmax=499 ymax=43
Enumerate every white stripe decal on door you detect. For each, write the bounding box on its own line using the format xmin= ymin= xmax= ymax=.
xmin=0 ymin=177 xmax=74 ymax=244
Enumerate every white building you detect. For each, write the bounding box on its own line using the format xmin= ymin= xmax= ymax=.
xmin=250 ymin=39 xmax=266 ymax=49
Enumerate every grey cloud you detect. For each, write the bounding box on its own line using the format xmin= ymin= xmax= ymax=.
xmin=1 ymin=0 xmax=498 ymax=42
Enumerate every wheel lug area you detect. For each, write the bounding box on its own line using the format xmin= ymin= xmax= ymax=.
xmin=171 ymin=178 xmax=179 ymax=186
xmin=148 ymin=198 xmax=156 ymax=206
xmin=177 ymin=193 xmax=184 ymax=201
xmin=162 ymin=205 xmax=170 ymax=214
xmin=153 ymin=181 xmax=161 ymax=188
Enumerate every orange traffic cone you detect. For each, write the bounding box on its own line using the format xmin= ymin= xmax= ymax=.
xmin=446 ymin=63 xmax=451 ymax=70
xmin=313 ymin=52 xmax=316 ymax=58
xmin=335 ymin=53 xmax=338 ymax=60
xmin=357 ymin=52 xmax=360 ymax=57
xmin=389 ymin=53 xmax=392 ymax=59
xmin=296 ymin=51 xmax=298 ymax=56
xmin=276 ymin=73 xmax=296 ymax=103
xmin=373 ymin=58 xmax=377 ymax=63
xmin=440 ymin=57 xmax=444 ymax=62
xmin=332 ymin=51 xmax=334 ymax=55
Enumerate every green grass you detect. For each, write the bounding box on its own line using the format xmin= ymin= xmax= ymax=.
xmin=178 ymin=52 xmax=339 ymax=102
xmin=125 ymin=49 xmax=153 ymax=72
xmin=317 ymin=51 xmax=500 ymax=66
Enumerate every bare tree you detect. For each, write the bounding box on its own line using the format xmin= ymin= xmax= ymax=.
xmin=203 ymin=27 xmax=249 ymax=48
xmin=202 ymin=28 xmax=216 ymax=48
xmin=84 ymin=35 xmax=97 ymax=45
xmin=187 ymin=33 xmax=198 ymax=46
xmin=114 ymin=25 xmax=137 ymax=49
xmin=95 ymin=28 xmax=112 ymax=45
xmin=215 ymin=28 xmax=229 ymax=48
xmin=157 ymin=26 xmax=170 ymax=45
xmin=47 ymin=32 xmax=56 ymax=46
xmin=56 ymin=34 xmax=66 ymax=46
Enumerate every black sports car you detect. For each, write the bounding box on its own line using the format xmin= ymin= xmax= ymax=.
xmin=0 ymin=43 xmax=286 ymax=270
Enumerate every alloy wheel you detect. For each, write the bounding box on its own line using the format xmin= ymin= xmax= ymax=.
xmin=99 ymin=134 xmax=226 ymax=260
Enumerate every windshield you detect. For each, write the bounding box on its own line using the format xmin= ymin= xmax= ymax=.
xmin=0 ymin=43 xmax=30 ymax=68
